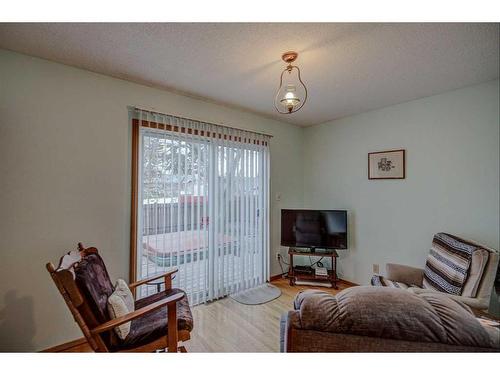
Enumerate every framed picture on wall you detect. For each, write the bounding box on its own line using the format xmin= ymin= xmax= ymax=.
xmin=368 ymin=149 xmax=405 ymax=179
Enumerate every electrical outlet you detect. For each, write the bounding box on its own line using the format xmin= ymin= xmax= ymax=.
xmin=373 ymin=264 xmax=380 ymax=274
xmin=276 ymin=253 xmax=281 ymax=261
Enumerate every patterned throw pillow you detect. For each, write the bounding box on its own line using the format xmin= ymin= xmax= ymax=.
xmin=106 ymin=279 xmax=135 ymax=339
xmin=423 ymin=233 xmax=476 ymax=295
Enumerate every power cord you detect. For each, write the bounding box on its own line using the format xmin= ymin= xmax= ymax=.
xmin=278 ymin=253 xmax=324 ymax=276
xmin=277 ymin=253 xmax=325 ymax=276
xmin=309 ymin=256 xmax=324 ymax=268
xmin=277 ymin=253 xmax=289 ymax=277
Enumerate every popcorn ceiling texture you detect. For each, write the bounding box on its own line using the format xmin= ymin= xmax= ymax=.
xmin=0 ymin=23 xmax=498 ymax=126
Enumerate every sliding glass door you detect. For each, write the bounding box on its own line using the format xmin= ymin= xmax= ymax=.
xmin=134 ymin=112 xmax=270 ymax=305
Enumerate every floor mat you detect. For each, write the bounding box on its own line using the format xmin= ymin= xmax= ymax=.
xmin=230 ymin=283 xmax=282 ymax=305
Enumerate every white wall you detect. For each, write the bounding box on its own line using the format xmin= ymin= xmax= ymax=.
xmin=303 ymin=80 xmax=499 ymax=305
xmin=0 ymin=49 xmax=304 ymax=351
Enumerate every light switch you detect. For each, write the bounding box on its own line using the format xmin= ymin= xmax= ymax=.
xmin=275 ymin=192 xmax=282 ymax=201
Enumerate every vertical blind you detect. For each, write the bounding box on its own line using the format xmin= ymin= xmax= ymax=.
xmin=133 ymin=108 xmax=270 ymax=305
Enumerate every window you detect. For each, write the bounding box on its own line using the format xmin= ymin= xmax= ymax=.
xmin=130 ymin=109 xmax=270 ymax=305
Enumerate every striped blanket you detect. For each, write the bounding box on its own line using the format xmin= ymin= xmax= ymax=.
xmin=422 ymin=233 xmax=476 ymax=295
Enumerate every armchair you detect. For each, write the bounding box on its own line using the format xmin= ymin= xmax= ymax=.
xmin=46 ymin=243 xmax=193 ymax=352
xmin=371 ymin=233 xmax=499 ymax=310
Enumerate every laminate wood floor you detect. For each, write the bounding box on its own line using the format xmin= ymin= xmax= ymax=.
xmin=55 ymin=278 xmax=353 ymax=352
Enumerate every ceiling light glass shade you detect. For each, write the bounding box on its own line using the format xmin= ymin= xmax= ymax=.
xmin=274 ymin=52 xmax=308 ymax=114
xmin=280 ymin=85 xmax=301 ymax=112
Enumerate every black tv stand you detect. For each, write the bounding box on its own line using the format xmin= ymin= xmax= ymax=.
xmin=288 ymin=248 xmax=338 ymax=289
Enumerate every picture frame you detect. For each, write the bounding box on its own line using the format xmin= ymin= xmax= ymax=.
xmin=368 ymin=149 xmax=405 ymax=179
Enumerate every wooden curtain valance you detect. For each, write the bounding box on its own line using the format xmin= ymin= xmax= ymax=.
xmin=132 ymin=113 xmax=271 ymax=146
xmin=132 ymin=118 xmax=269 ymax=146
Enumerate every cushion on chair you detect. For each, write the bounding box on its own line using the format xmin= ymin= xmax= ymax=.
xmin=293 ymin=286 xmax=495 ymax=348
xmin=75 ymin=253 xmax=114 ymax=323
xmin=107 ymin=292 xmax=132 ymax=339
xmin=113 ymin=279 xmax=135 ymax=312
xmin=422 ymin=233 xmax=476 ymax=296
xmin=112 ymin=288 xmax=193 ymax=351
xmin=107 ymin=279 xmax=136 ymax=340
xmin=461 ymin=249 xmax=489 ymax=298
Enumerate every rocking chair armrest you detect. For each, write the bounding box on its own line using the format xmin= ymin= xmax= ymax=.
xmin=90 ymin=292 xmax=184 ymax=335
xmin=128 ymin=268 xmax=179 ymax=289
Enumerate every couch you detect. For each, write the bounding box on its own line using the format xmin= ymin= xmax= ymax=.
xmin=280 ymin=286 xmax=499 ymax=352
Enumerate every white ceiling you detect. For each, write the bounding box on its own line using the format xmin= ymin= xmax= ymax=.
xmin=0 ymin=23 xmax=498 ymax=126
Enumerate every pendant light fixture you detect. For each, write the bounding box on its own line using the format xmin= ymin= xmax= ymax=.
xmin=274 ymin=51 xmax=308 ymax=114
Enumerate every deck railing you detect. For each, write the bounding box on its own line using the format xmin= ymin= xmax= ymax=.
xmin=142 ymin=201 xmax=204 ymax=235
xmin=142 ymin=197 xmax=259 ymax=236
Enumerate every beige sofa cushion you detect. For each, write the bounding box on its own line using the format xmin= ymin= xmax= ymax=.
xmin=294 ymin=286 xmax=495 ymax=348
xmin=462 ymin=249 xmax=489 ymax=298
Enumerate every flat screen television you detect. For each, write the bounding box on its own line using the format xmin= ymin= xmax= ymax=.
xmin=281 ymin=209 xmax=348 ymax=250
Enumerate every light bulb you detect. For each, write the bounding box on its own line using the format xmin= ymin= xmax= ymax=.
xmin=280 ymin=85 xmax=300 ymax=112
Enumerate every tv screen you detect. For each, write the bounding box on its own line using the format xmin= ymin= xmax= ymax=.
xmin=281 ymin=209 xmax=347 ymax=249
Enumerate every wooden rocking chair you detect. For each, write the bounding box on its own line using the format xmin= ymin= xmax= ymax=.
xmin=46 ymin=243 xmax=192 ymax=352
